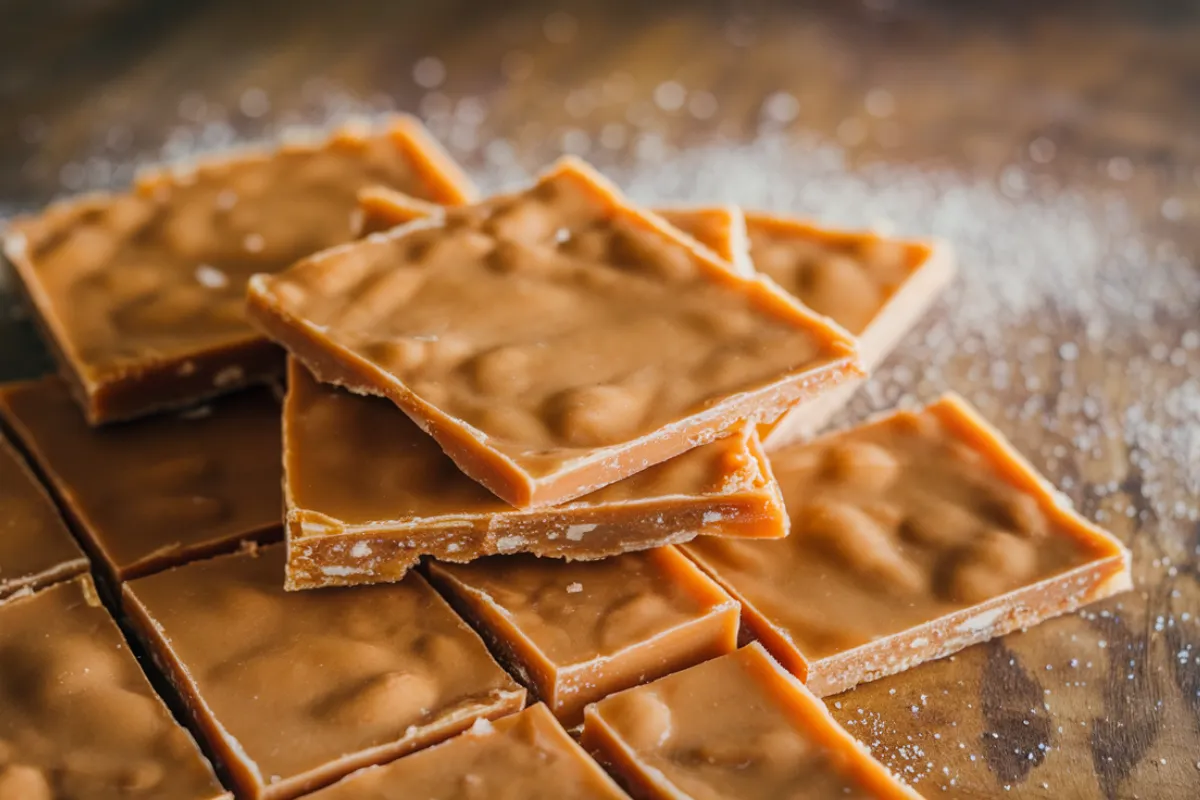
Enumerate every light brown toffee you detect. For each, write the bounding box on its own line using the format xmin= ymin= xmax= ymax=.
xmin=308 ymin=704 xmax=630 ymax=800
xmin=581 ymin=643 xmax=921 ymax=800
xmin=743 ymin=213 xmax=955 ymax=446
xmin=427 ymin=547 xmax=739 ymax=727
xmin=248 ymin=157 xmax=860 ymax=507
xmin=0 ymin=434 xmax=87 ymax=601
xmin=122 ymin=545 xmax=524 ymax=800
xmin=684 ymin=393 xmax=1132 ymax=696
xmin=284 ymin=360 xmax=786 ymax=590
xmin=0 ymin=378 xmax=282 ymax=585
xmin=3 ymin=117 xmax=474 ymax=424
xmin=0 ymin=577 xmax=227 ymax=800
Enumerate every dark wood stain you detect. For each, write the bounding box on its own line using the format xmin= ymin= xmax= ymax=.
xmin=1164 ymin=610 xmax=1200 ymax=738
xmin=980 ymin=640 xmax=1053 ymax=786
xmin=1088 ymin=613 xmax=1164 ymax=800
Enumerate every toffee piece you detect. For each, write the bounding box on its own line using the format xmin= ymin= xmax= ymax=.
xmin=0 ymin=576 xmax=227 ymax=800
xmin=308 ymin=704 xmax=630 ymax=800
xmin=581 ymin=643 xmax=921 ymax=800
xmin=0 ymin=377 xmax=282 ymax=585
xmin=743 ymin=213 xmax=955 ymax=447
xmin=248 ymin=157 xmax=861 ymax=508
xmin=284 ymin=359 xmax=786 ymax=590
xmin=0 ymin=433 xmax=87 ymax=601
xmin=427 ymin=547 xmax=740 ymax=727
xmin=3 ymin=117 xmax=474 ymax=424
xmin=684 ymin=393 xmax=1132 ymax=696
xmin=122 ymin=545 xmax=525 ymax=800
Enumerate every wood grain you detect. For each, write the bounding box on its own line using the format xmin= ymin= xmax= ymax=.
xmin=2 ymin=1 xmax=1198 ymax=797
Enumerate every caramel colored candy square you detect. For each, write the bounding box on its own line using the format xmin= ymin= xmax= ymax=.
xmin=743 ymin=213 xmax=956 ymax=446
xmin=684 ymin=393 xmax=1132 ymax=696
xmin=427 ymin=546 xmax=740 ymax=728
xmin=0 ymin=378 xmax=282 ymax=585
xmin=122 ymin=544 xmax=525 ymax=800
xmin=248 ymin=157 xmax=861 ymax=507
xmin=0 ymin=577 xmax=228 ymax=799
xmin=3 ymin=117 xmax=473 ymax=424
xmin=581 ymin=643 xmax=921 ymax=800
xmin=308 ymin=704 xmax=630 ymax=800
xmin=0 ymin=434 xmax=87 ymax=601
xmin=284 ymin=358 xmax=786 ymax=590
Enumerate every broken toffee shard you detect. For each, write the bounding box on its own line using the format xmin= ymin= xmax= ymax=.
xmin=283 ymin=359 xmax=786 ymax=590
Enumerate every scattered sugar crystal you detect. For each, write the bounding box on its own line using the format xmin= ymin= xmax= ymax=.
xmin=864 ymin=88 xmax=895 ymax=118
xmin=1029 ymin=137 xmax=1057 ymax=163
xmin=239 ymin=88 xmax=270 ymax=118
xmin=194 ymin=264 xmax=228 ymax=289
xmin=688 ymin=91 xmax=718 ymax=120
xmin=413 ymin=57 xmax=446 ymax=89
xmin=1107 ymin=157 xmax=1134 ymax=180
xmin=1161 ymin=197 xmax=1185 ymax=221
xmin=762 ymin=91 xmax=800 ymax=124
xmin=654 ymin=81 xmax=687 ymax=112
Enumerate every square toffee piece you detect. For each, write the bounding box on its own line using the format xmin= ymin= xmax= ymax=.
xmin=427 ymin=546 xmax=740 ymax=727
xmin=0 ymin=576 xmax=228 ymax=799
xmin=247 ymin=157 xmax=861 ymax=507
xmin=667 ymin=208 xmax=955 ymax=445
xmin=0 ymin=433 xmax=87 ymax=601
xmin=0 ymin=377 xmax=282 ymax=587
xmin=684 ymin=393 xmax=1132 ymax=696
xmin=308 ymin=704 xmax=630 ymax=800
xmin=581 ymin=643 xmax=922 ymax=800
xmin=284 ymin=359 xmax=785 ymax=590
xmin=741 ymin=213 xmax=955 ymax=446
xmin=2 ymin=116 xmax=474 ymax=424
xmin=122 ymin=545 xmax=524 ymax=800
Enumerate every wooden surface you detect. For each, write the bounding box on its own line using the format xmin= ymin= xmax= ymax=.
xmin=2 ymin=2 xmax=1198 ymax=798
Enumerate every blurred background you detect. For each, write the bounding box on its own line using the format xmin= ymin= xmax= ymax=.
xmin=2 ymin=2 xmax=1199 ymax=797
xmin=2 ymin=0 xmax=1198 ymax=196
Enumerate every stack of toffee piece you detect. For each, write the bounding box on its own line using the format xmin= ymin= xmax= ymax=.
xmin=0 ymin=116 xmax=1132 ymax=800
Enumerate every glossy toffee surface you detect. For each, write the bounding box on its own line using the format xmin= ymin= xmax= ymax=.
xmin=123 ymin=545 xmax=524 ymax=799
xmin=428 ymin=547 xmax=738 ymax=727
xmin=0 ymin=578 xmax=225 ymax=800
xmin=583 ymin=645 xmax=916 ymax=800
xmin=744 ymin=214 xmax=929 ymax=336
xmin=686 ymin=396 xmax=1123 ymax=676
xmin=308 ymin=705 xmax=628 ymax=800
xmin=0 ymin=377 xmax=282 ymax=580
xmin=0 ymin=434 xmax=87 ymax=599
